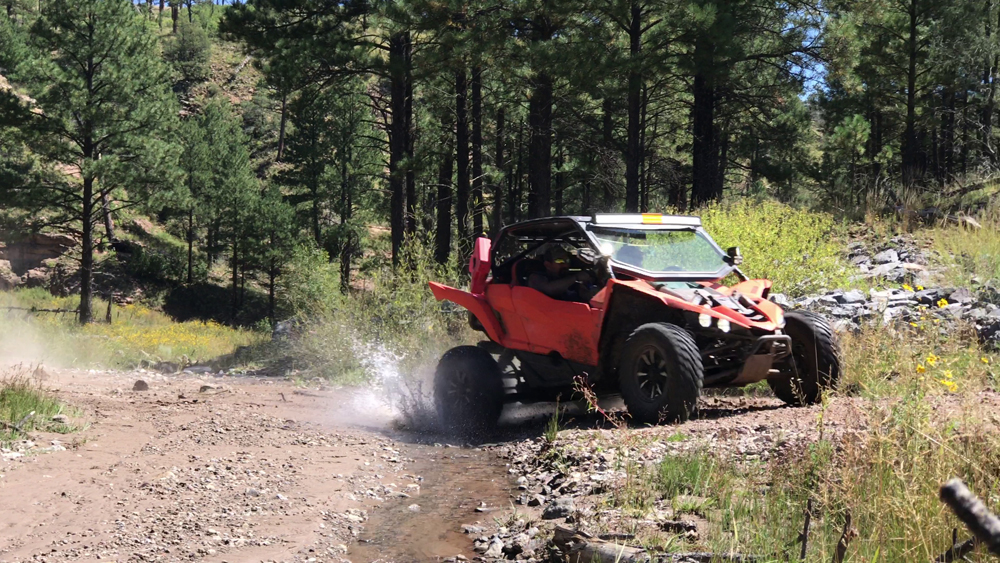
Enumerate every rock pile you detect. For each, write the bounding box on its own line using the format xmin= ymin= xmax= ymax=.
xmin=770 ymin=285 xmax=1000 ymax=346
xmin=844 ymin=236 xmax=934 ymax=285
xmin=462 ymin=520 xmax=546 ymax=562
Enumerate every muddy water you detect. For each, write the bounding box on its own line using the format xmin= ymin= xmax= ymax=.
xmin=349 ymin=443 xmax=514 ymax=562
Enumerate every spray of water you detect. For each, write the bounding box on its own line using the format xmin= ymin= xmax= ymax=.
xmin=335 ymin=335 xmax=442 ymax=433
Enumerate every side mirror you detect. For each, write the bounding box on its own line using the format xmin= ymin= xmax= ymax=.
xmin=724 ymin=246 xmax=743 ymax=266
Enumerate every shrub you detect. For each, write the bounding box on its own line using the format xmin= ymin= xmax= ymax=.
xmin=698 ymin=199 xmax=855 ymax=296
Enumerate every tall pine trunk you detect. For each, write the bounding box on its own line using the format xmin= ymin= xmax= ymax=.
xmin=405 ymin=34 xmax=416 ymax=236
xmin=340 ymin=158 xmax=353 ymax=293
xmin=691 ymin=69 xmax=719 ymax=206
xmin=187 ymin=209 xmax=194 ymax=284
xmin=434 ymin=140 xmax=454 ymax=265
xmin=455 ymin=69 xmax=470 ymax=252
xmin=388 ymin=32 xmax=409 ymax=267
xmin=80 ymin=176 xmax=94 ymax=324
xmin=902 ymin=0 xmax=919 ymax=187
xmin=528 ymin=72 xmax=552 ymax=218
xmin=602 ymin=97 xmax=615 ymax=210
xmin=491 ymin=108 xmax=505 ymax=237
xmin=625 ymin=0 xmax=642 ymax=212
xmin=277 ymin=92 xmax=287 ymax=161
xmin=471 ymin=66 xmax=484 ymax=236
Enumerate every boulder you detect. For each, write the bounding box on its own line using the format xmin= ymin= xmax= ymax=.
xmin=21 ymin=267 xmax=50 ymax=288
xmin=0 ymin=233 xmax=75 ymax=274
xmin=0 ymin=260 xmax=20 ymax=290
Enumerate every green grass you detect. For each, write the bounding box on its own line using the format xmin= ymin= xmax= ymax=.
xmin=595 ymin=308 xmax=1000 ymax=562
xmin=0 ymin=288 xmax=266 ymax=369
xmin=0 ymin=366 xmax=75 ymax=445
xmin=928 ymin=202 xmax=1000 ymax=288
xmin=698 ymin=199 xmax=858 ymax=296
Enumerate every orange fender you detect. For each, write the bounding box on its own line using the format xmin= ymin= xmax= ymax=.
xmin=429 ymin=282 xmax=505 ymax=344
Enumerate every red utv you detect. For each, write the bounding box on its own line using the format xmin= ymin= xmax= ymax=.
xmin=429 ymin=214 xmax=840 ymax=431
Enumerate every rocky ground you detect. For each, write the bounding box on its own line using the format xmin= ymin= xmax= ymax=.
xmin=0 ymin=368 xmax=498 ymax=563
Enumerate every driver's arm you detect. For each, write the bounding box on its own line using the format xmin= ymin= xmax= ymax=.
xmin=528 ymin=271 xmax=591 ymax=298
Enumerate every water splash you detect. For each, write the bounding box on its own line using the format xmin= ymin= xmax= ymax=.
xmin=348 ymin=336 xmax=440 ymax=433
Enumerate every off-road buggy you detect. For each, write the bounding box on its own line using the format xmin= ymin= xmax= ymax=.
xmin=429 ymin=214 xmax=840 ymax=431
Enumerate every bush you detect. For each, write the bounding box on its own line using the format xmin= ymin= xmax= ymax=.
xmin=698 ymin=199 xmax=856 ymax=296
xmin=275 ymin=239 xmax=475 ymax=385
xmin=163 ymin=20 xmax=212 ymax=85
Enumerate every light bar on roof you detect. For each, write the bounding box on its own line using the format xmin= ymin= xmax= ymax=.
xmin=591 ymin=213 xmax=702 ymax=227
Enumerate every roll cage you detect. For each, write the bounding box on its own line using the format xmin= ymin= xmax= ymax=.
xmin=490 ymin=215 xmax=737 ymax=283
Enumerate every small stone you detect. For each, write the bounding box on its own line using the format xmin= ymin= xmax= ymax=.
xmin=484 ymin=538 xmax=504 ymax=558
xmin=200 ymin=384 xmax=220 ymax=392
xmin=408 ymin=504 xmax=421 ymax=512
xmin=542 ymin=497 xmax=575 ymax=520
xmin=838 ymin=289 xmax=866 ymax=304
xmin=949 ymin=288 xmax=975 ymax=304
xmin=874 ymin=249 xmax=899 ymax=264
xmin=51 ymin=414 xmax=68 ymax=424
xmin=246 ymin=488 xmax=260 ymax=497
xmin=462 ymin=524 xmax=484 ymax=535
xmin=527 ymin=494 xmax=545 ymax=507
xmin=132 ymin=380 xmax=149 ymax=391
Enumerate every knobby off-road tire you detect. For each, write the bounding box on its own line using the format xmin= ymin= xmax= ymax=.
xmin=434 ymin=346 xmax=504 ymax=435
xmin=618 ymin=323 xmax=704 ymax=425
xmin=768 ymin=311 xmax=841 ymax=406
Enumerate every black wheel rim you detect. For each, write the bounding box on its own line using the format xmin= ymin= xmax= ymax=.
xmin=635 ymin=345 xmax=669 ymax=401
xmin=444 ymin=369 xmax=476 ymax=408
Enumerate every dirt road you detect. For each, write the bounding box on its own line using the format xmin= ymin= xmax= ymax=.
xmin=0 ymin=369 xmax=513 ymax=563
xmin=8 ymin=369 xmax=995 ymax=562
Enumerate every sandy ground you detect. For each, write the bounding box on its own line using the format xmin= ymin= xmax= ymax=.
xmin=0 ymin=369 xmax=426 ymax=563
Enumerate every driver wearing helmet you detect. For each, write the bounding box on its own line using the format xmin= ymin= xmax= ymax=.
xmin=528 ymin=245 xmax=599 ymax=302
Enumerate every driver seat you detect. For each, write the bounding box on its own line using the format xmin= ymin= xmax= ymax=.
xmin=510 ymin=258 xmax=543 ymax=287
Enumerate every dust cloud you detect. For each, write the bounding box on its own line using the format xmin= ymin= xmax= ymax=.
xmin=0 ymin=310 xmax=63 ymax=369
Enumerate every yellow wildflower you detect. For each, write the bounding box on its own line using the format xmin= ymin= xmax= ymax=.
xmin=939 ymin=379 xmax=958 ymax=393
xmin=937 ymin=298 xmax=949 ymax=308
xmin=927 ymin=354 xmax=939 ymax=366
xmin=942 ymin=370 xmax=954 ymax=380
xmin=916 ymin=285 xmax=925 ymax=291
xmin=982 ymin=357 xmax=990 ymax=364
xmin=903 ymin=284 xmax=913 ymax=291
xmin=916 ymin=364 xmax=926 ymax=374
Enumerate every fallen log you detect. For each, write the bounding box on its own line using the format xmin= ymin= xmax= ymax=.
xmin=939 ymin=478 xmax=1000 ymax=556
xmin=228 ymin=54 xmax=253 ymax=84
xmin=552 ymin=526 xmax=760 ymax=563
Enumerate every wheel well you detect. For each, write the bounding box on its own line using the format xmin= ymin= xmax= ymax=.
xmin=598 ymin=285 xmax=686 ymax=385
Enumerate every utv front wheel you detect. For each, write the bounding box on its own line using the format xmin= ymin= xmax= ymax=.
xmin=619 ymin=323 xmax=703 ymax=424
xmin=768 ymin=311 xmax=841 ymax=406
xmin=434 ymin=346 xmax=504 ymax=434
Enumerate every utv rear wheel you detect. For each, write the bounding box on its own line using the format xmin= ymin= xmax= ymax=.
xmin=768 ymin=311 xmax=841 ymax=406
xmin=434 ymin=346 xmax=504 ymax=435
xmin=619 ymin=323 xmax=703 ymax=424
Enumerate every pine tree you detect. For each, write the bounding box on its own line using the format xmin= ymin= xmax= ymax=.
xmin=0 ymin=0 xmax=179 ymax=324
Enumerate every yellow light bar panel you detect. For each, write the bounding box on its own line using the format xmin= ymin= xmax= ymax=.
xmin=641 ymin=213 xmax=664 ymax=224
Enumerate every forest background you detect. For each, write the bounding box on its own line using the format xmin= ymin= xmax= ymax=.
xmin=0 ymin=0 xmax=997 ymax=340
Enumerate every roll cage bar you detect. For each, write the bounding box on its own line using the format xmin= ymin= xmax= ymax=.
xmin=491 ymin=216 xmax=737 ymax=283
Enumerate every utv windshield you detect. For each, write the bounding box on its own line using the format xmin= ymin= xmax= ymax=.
xmin=589 ymin=227 xmax=727 ymax=276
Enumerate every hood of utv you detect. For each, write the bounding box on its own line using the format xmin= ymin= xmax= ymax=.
xmin=611 ymin=279 xmax=784 ymax=332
